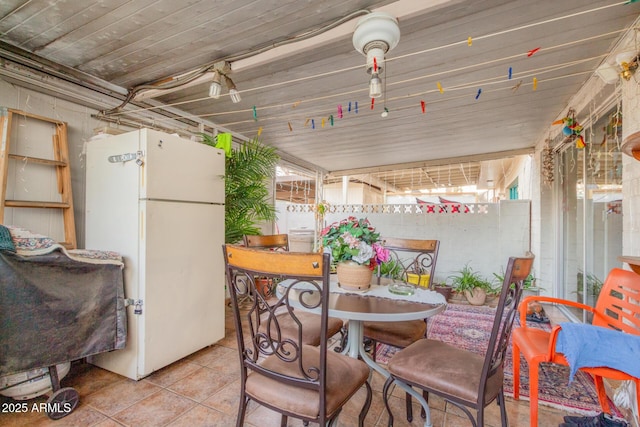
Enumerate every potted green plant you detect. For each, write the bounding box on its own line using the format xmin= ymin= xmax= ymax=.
xmin=449 ymin=264 xmax=491 ymax=305
xmin=493 ymin=271 xmax=542 ymax=297
xmin=200 ymin=134 xmax=280 ymax=243
xmin=575 ymin=271 xmax=603 ymax=305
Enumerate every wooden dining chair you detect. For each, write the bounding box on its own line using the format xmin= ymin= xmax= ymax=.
xmin=223 ymin=245 xmax=372 ymax=427
xmin=382 ymin=256 xmax=533 ymax=427
xmin=243 ymin=233 xmax=289 ymax=251
xmin=512 ymin=267 xmax=640 ymax=427
xmin=362 ymin=237 xmax=440 ymax=422
xmin=243 ymin=233 xmax=344 ymax=346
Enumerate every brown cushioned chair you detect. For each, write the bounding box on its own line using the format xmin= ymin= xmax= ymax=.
xmin=243 ymin=233 xmax=344 ymax=346
xmin=362 ymin=237 xmax=440 ymax=422
xmin=223 ymin=245 xmax=372 ymax=427
xmin=382 ymin=256 xmax=533 ymax=427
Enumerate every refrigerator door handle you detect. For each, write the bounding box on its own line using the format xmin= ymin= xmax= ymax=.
xmin=108 ymin=150 xmax=144 ymax=165
xmin=124 ymin=298 xmax=144 ymax=315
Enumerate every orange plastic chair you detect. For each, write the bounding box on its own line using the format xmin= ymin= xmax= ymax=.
xmin=512 ymin=268 xmax=640 ymax=427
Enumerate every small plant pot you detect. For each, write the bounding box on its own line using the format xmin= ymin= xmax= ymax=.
xmin=464 ymin=287 xmax=487 ymax=305
xmin=255 ymin=278 xmax=274 ymax=299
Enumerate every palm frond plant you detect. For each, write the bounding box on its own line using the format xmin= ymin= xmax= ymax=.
xmin=201 ymin=134 xmax=279 ymax=243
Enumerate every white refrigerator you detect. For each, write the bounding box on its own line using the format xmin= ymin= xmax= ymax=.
xmin=85 ymin=128 xmax=226 ymax=380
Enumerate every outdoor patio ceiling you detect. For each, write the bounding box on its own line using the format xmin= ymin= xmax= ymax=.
xmin=0 ymin=0 xmax=639 ymax=191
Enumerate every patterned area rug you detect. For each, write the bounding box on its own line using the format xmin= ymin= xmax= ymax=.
xmin=375 ymin=303 xmax=622 ymax=416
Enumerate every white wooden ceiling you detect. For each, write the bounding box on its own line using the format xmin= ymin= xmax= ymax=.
xmin=1 ymin=0 xmax=638 ymax=189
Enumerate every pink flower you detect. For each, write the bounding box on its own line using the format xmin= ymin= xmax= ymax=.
xmin=373 ymin=243 xmax=390 ymax=263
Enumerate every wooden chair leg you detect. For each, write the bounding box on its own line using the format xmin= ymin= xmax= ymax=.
xmin=405 ymin=392 xmax=413 ymax=422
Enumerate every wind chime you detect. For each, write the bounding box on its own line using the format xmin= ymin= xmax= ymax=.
xmin=542 ymin=138 xmax=555 ymax=186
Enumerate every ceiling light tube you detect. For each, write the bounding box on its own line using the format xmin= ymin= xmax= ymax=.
xmin=225 ymin=76 xmax=242 ymax=103
xmin=208 ymin=71 xmax=222 ymax=98
xmin=369 ymin=73 xmax=382 ymax=98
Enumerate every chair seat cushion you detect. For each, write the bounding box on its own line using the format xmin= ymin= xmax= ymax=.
xmin=387 ymin=339 xmax=503 ymax=406
xmin=246 ymin=345 xmax=370 ymax=419
xmin=259 ymin=311 xmax=344 ymax=347
xmin=363 ymin=319 xmax=426 ymax=348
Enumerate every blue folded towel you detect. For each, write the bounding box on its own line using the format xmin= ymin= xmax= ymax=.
xmin=555 ymin=322 xmax=640 ymax=382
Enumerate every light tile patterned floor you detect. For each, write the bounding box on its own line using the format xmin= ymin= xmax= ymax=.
xmin=0 ymin=303 xmax=584 ymax=427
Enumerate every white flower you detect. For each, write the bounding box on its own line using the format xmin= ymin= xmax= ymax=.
xmin=352 ymin=241 xmax=374 ymax=264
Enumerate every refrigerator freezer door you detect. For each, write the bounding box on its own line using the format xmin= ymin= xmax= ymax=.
xmin=85 ymin=132 xmax=143 ymax=380
xmin=140 ymin=129 xmax=225 ymax=204
xmin=137 ymin=200 xmax=225 ymax=377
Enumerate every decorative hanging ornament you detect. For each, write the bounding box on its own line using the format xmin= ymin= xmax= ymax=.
xmin=348 ymin=102 xmax=352 ymax=112
xmin=467 ymin=36 xmax=472 ymax=46
xmin=338 ymin=105 xmax=343 ymax=118
xmin=257 ymin=126 xmax=263 ymax=136
xmin=371 ymin=98 xmax=375 ymax=109
xmin=532 ymin=77 xmax=538 ymax=90
xmin=252 ymin=106 xmax=258 ymax=121
xmin=329 ymin=115 xmax=334 ymax=126
xmin=437 ymin=82 xmax=444 ymax=94
xmin=420 ymin=100 xmax=426 ymax=113
xmin=381 ymin=107 xmax=389 ymax=118
xmin=511 ymin=80 xmax=522 ymax=92
xmin=311 ymin=119 xmax=315 ymax=129
xmin=527 ymin=47 xmax=541 ymax=57
xmin=355 ymin=101 xmax=359 ymax=113
xmin=288 ymin=122 xmax=293 ymax=132
xmin=321 ymin=118 xmax=325 ymax=128
xmin=475 ymin=88 xmax=482 ymax=100
xmin=304 ymin=118 xmax=310 ymax=127
xmin=508 ymin=67 xmax=513 ymax=79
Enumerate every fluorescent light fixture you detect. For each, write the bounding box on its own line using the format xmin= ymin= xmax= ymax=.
xmin=208 ymin=71 xmax=222 ymax=98
xmin=369 ymin=73 xmax=382 ymax=98
xmin=225 ymin=76 xmax=241 ymax=103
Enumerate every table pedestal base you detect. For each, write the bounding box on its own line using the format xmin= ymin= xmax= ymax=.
xmin=343 ymin=320 xmax=433 ymax=427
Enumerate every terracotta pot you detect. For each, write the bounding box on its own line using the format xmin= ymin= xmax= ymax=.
xmin=464 ymin=287 xmax=487 ymax=305
xmin=336 ymin=261 xmax=373 ymax=291
xmin=255 ymin=277 xmax=273 ymax=299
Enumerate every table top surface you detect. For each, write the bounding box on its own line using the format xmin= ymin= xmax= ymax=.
xmin=277 ymin=277 xmax=447 ymax=322
xmin=619 ymin=256 xmax=640 ymax=275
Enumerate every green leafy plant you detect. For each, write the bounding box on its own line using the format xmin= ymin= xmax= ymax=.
xmin=493 ymin=272 xmax=541 ymax=291
xmin=200 ymin=135 xmax=279 ymax=243
xmin=576 ymin=271 xmax=603 ymax=299
xmin=375 ymin=259 xmax=403 ymax=279
xmin=448 ymin=264 xmax=491 ymax=292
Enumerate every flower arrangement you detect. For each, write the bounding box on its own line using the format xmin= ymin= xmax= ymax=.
xmin=320 ymin=216 xmax=390 ymax=269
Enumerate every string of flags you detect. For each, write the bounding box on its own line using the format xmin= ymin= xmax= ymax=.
xmin=249 ymin=43 xmax=544 ymax=139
